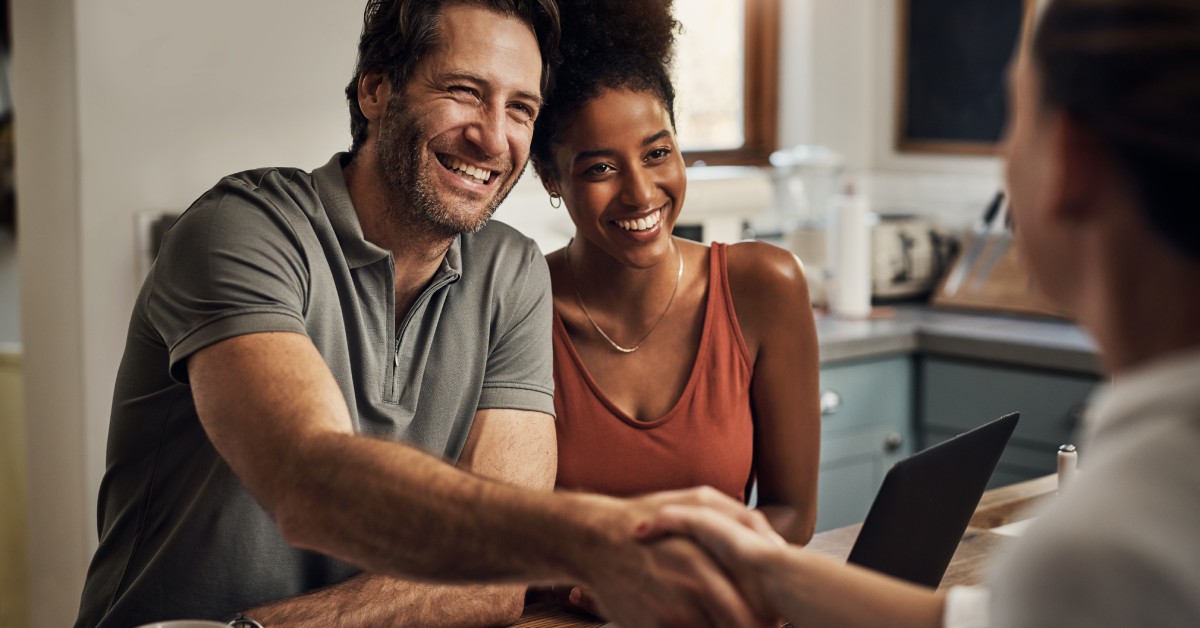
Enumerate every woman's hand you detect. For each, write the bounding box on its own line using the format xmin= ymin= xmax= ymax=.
xmin=640 ymin=503 xmax=948 ymax=628
xmin=631 ymin=486 xmax=784 ymax=541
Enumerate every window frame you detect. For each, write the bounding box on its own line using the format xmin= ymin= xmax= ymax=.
xmin=681 ymin=0 xmax=781 ymax=167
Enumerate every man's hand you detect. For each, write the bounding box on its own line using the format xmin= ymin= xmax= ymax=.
xmin=565 ymin=486 xmax=784 ymax=628
xmin=586 ymin=535 xmax=772 ymax=628
xmin=555 ymin=487 xmax=786 ymax=623
xmin=638 ymin=502 xmax=789 ymax=619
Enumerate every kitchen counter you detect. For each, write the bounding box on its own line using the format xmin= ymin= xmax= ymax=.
xmin=514 ymin=475 xmax=1058 ymax=627
xmin=816 ymin=305 xmax=1100 ymax=375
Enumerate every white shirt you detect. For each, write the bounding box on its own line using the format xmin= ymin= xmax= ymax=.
xmin=944 ymin=346 xmax=1200 ymax=628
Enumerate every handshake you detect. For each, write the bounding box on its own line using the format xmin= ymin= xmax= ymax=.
xmin=554 ymin=486 xmax=800 ymax=628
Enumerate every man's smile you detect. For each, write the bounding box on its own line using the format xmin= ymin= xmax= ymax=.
xmin=437 ymin=154 xmax=497 ymax=185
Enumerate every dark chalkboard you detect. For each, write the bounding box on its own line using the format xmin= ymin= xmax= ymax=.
xmin=896 ymin=0 xmax=1031 ymax=155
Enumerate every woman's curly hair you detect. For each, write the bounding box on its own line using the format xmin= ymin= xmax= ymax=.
xmin=531 ymin=0 xmax=680 ymax=180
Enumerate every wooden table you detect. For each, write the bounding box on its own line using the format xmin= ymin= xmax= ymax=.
xmin=513 ymin=475 xmax=1057 ymax=627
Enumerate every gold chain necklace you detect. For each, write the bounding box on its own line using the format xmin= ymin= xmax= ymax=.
xmin=564 ymin=238 xmax=683 ymax=354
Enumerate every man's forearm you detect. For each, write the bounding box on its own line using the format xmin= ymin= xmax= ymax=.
xmin=191 ymin=334 xmax=596 ymax=586
xmin=272 ymin=431 xmax=618 ymax=585
xmin=265 ymin=441 xmax=773 ymax=628
xmin=242 ymin=409 xmax=555 ymax=627
xmin=246 ymin=573 xmax=525 ymax=627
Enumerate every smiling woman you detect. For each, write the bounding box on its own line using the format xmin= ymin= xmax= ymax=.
xmin=527 ymin=0 xmax=820 ymax=617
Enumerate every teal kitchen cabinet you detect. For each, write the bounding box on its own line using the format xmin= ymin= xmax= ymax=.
xmin=815 ymin=356 xmax=914 ymax=532
xmin=919 ymin=357 xmax=1101 ymax=488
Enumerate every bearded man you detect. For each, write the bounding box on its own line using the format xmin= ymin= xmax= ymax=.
xmin=74 ymin=1 xmax=558 ymax=625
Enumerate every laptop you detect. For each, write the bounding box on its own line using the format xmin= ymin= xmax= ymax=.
xmin=845 ymin=412 xmax=1020 ymax=588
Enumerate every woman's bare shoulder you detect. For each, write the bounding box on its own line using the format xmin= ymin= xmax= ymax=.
xmin=724 ymin=240 xmax=810 ymax=294
xmin=723 ymin=241 xmax=814 ymax=349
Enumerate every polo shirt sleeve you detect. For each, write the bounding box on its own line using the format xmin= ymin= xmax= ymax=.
xmin=477 ymin=243 xmax=555 ymax=417
xmin=148 ymin=177 xmax=310 ymax=384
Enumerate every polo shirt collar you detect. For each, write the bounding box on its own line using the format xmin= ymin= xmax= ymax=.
xmin=439 ymin=233 xmax=463 ymax=281
xmin=313 ymin=152 xmax=463 ymax=277
xmin=314 ymin=153 xmax=388 ymax=268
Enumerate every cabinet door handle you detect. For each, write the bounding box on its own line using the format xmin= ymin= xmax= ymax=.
xmin=820 ymin=390 xmax=842 ymax=416
xmin=884 ymin=432 xmax=903 ymax=453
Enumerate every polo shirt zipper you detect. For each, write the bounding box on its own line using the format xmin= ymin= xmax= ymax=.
xmin=393 ymin=274 xmax=458 ymax=368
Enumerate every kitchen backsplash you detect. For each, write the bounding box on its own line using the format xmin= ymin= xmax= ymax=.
xmin=853 ymin=169 xmax=1003 ymax=228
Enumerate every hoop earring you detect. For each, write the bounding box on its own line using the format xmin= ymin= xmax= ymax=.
xmin=549 ymin=193 xmax=562 ymax=209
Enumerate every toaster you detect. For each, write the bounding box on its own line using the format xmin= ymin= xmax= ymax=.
xmin=871 ymin=216 xmax=954 ymax=301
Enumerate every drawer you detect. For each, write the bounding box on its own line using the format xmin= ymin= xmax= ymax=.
xmin=816 ymin=425 xmax=909 ymax=531
xmin=819 ymin=356 xmax=913 ymax=436
xmin=920 ymin=358 xmax=1099 ymax=450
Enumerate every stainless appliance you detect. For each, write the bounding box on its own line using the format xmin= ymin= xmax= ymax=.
xmin=871 ymin=215 xmax=953 ymax=301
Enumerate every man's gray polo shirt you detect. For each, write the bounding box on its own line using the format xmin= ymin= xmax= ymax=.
xmin=75 ymin=153 xmax=554 ymax=628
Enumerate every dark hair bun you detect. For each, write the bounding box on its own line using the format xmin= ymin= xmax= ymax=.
xmin=556 ymin=0 xmax=677 ymax=84
xmin=531 ymin=0 xmax=680 ymax=176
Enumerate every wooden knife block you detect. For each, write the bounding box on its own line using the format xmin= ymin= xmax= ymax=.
xmin=932 ymin=233 xmax=1072 ymax=319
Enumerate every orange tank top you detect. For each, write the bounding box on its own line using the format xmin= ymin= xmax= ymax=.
xmin=552 ymin=243 xmax=755 ymax=501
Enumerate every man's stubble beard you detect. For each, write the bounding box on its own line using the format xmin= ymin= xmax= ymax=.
xmin=375 ymin=92 xmax=525 ymax=238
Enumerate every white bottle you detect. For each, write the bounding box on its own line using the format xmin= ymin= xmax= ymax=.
xmin=829 ymin=183 xmax=873 ymax=318
xmin=1057 ymin=444 xmax=1078 ymax=494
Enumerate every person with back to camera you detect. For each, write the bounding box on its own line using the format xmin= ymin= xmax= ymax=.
xmin=528 ymin=0 xmax=821 ymax=615
xmin=73 ymin=1 xmax=782 ymax=627
xmin=639 ymin=0 xmax=1200 ymax=626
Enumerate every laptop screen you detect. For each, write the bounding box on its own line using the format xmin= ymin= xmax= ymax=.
xmin=846 ymin=412 xmax=1019 ymax=587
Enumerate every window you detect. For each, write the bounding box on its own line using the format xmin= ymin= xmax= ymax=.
xmin=673 ymin=0 xmax=780 ymax=166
